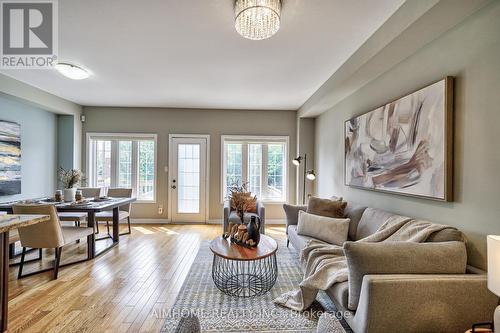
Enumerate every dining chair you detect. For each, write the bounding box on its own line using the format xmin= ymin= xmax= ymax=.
xmin=8 ymin=229 xmax=43 ymax=266
xmin=12 ymin=204 xmax=94 ymax=279
xmin=58 ymin=187 xmax=102 ymax=231
xmin=96 ymin=188 xmax=133 ymax=236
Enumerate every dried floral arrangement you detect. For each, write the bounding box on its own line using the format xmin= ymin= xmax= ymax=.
xmin=58 ymin=167 xmax=86 ymax=189
xmin=227 ymin=180 xmax=257 ymax=222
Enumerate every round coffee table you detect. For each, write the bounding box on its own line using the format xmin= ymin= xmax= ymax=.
xmin=210 ymin=234 xmax=278 ymax=297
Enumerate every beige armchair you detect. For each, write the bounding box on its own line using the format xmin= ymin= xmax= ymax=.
xmin=58 ymin=187 xmax=102 ymax=229
xmin=13 ymin=204 xmax=94 ymax=279
xmin=96 ymin=188 xmax=133 ymax=236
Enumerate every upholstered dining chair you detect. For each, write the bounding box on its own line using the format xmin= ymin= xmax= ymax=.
xmin=96 ymin=188 xmax=133 ymax=236
xmin=58 ymin=187 xmax=102 ymax=229
xmin=12 ymin=204 xmax=94 ymax=279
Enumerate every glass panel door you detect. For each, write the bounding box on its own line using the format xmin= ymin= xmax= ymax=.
xmin=177 ymin=143 xmax=200 ymax=213
xmin=170 ymin=137 xmax=208 ymax=223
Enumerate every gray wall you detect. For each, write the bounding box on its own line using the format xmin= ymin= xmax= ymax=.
xmin=57 ymin=115 xmax=75 ymax=170
xmin=0 ymin=94 xmax=57 ymax=202
xmin=82 ymin=107 xmax=297 ymax=221
xmin=314 ymin=2 xmax=500 ymax=270
xmin=296 ymin=118 xmax=315 ymax=204
xmin=0 ymin=74 xmax=83 ymax=170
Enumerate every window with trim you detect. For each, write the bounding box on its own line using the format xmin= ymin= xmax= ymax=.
xmin=222 ymin=136 xmax=288 ymax=202
xmin=87 ymin=134 xmax=157 ymax=201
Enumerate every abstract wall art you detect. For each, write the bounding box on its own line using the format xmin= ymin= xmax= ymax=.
xmin=345 ymin=77 xmax=453 ymax=201
xmin=0 ymin=120 xmax=21 ymax=195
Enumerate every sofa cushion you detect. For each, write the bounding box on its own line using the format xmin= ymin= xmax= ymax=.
xmin=283 ymin=204 xmax=307 ymax=227
xmin=297 ymin=211 xmax=350 ymax=246
xmin=343 ymin=241 xmax=467 ymax=310
xmin=228 ymin=211 xmax=259 ymax=224
xmin=426 ymin=228 xmax=464 ymax=242
xmin=307 ymin=196 xmax=347 ymax=219
xmin=355 ymin=207 xmax=403 ymax=240
xmin=355 ymin=207 xmax=464 ymax=242
xmin=325 ymin=281 xmax=349 ymax=311
xmin=344 ymin=201 xmax=367 ymax=241
xmin=287 ymin=225 xmax=325 ymax=251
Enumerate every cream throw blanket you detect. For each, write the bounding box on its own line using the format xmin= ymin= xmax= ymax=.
xmin=273 ymin=215 xmax=458 ymax=311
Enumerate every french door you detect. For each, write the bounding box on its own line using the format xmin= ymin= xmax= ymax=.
xmin=169 ymin=136 xmax=208 ymax=223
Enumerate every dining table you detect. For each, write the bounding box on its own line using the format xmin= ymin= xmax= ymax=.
xmin=0 ymin=196 xmax=136 ymax=258
xmin=0 ymin=214 xmax=50 ymax=332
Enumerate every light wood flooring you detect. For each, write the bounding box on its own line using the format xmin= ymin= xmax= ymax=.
xmin=6 ymin=224 xmax=286 ymax=333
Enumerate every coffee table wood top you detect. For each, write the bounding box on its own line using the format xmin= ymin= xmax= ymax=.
xmin=210 ymin=234 xmax=278 ymax=261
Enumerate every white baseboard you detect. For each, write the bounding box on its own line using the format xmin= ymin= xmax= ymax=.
xmin=130 ymin=218 xmax=285 ymax=225
xmin=266 ymin=219 xmax=286 ymax=225
xmin=207 ymin=219 xmax=285 ymax=225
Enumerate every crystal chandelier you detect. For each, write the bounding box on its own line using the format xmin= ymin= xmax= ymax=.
xmin=234 ymin=0 xmax=281 ymax=40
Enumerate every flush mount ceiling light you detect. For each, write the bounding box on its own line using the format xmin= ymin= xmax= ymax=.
xmin=54 ymin=63 xmax=90 ymax=80
xmin=234 ymin=0 xmax=281 ymax=40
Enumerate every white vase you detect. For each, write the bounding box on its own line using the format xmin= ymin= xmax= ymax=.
xmin=63 ymin=188 xmax=76 ymax=202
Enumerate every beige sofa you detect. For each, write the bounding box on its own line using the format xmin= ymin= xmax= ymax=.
xmin=285 ymin=200 xmax=498 ymax=333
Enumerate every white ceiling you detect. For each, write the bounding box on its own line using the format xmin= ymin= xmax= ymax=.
xmin=1 ymin=0 xmax=405 ymax=110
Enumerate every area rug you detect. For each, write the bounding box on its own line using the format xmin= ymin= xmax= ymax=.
xmin=161 ymin=239 xmax=352 ymax=333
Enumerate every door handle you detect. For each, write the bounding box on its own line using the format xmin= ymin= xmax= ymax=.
xmin=171 ymin=185 xmax=177 ymax=189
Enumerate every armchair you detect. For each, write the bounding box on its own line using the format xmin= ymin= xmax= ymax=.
xmin=223 ymin=200 xmax=265 ymax=234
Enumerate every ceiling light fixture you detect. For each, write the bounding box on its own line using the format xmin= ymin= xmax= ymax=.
xmin=234 ymin=0 xmax=281 ymax=40
xmin=54 ymin=63 xmax=90 ymax=80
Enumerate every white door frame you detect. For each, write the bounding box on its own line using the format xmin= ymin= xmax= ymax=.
xmin=168 ymin=134 xmax=210 ymax=223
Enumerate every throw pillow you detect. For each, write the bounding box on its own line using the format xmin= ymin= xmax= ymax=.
xmin=297 ymin=211 xmax=350 ymax=246
xmin=245 ymin=194 xmax=257 ymax=213
xmin=343 ymin=241 xmax=467 ymax=311
xmin=307 ymin=196 xmax=347 ymax=218
xmin=283 ymin=204 xmax=307 ymax=227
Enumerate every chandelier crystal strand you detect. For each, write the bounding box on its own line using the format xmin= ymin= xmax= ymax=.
xmin=234 ymin=0 xmax=281 ymax=40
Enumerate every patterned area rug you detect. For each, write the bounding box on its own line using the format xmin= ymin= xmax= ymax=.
xmin=161 ymin=239 xmax=351 ymax=333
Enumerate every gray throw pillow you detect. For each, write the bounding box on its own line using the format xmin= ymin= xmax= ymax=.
xmin=343 ymin=241 xmax=467 ymax=311
xmin=297 ymin=211 xmax=350 ymax=246
xmin=283 ymin=204 xmax=307 ymax=226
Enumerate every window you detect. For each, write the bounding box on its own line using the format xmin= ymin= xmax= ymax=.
xmin=248 ymin=144 xmax=262 ymax=197
xmin=267 ymin=144 xmax=285 ymax=199
xmin=118 ymin=141 xmax=132 ymax=188
xmin=222 ymin=136 xmax=288 ymax=202
xmin=138 ymin=140 xmax=155 ymax=200
xmin=96 ymin=140 xmax=111 ymax=187
xmin=87 ymin=133 xmax=157 ymax=202
xmin=225 ymin=143 xmax=242 ymax=194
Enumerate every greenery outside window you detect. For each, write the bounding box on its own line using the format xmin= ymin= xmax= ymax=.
xmin=222 ymin=135 xmax=288 ymax=203
xmin=87 ymin=133 xmax=157 ymax=202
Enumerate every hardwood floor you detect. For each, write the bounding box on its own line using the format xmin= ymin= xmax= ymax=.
xmin=6 ymin=224 xmax=286 ymax=333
